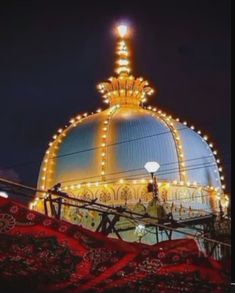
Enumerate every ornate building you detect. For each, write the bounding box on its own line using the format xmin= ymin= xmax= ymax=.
xmin=31 ymin=24 xmax=228 ymax=244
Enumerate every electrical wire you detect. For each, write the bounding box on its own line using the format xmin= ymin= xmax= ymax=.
xmin=58 ymin=160 xmax=229 ymax=185
xmin=1 ymin=124 xmax=229 ymax=171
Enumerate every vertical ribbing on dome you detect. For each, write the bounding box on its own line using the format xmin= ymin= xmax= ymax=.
xmin=147 ymin=109 xmax=187 ymax=182
xmin=99 ymin=105 xmax=120 ymax=181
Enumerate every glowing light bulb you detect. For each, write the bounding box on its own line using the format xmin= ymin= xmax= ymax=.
xmin=117 ymin=24 xmax=128 ymax=38
xmin=117 ymin=59 xmax=129 ymax=66
xmin=0 ymin=191 xmax=8 ymax=198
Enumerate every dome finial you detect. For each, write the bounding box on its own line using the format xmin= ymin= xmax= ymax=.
xmin=115 ymin=23 xmax=131 ymax=76
xmin=97 ymin=23 xmax=154 ymax=107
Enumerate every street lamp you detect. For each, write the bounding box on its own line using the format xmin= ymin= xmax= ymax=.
xmin=135 ymin=224 xmax=146 ymax=242
xmin=144 ymin=161 xmax=160 ymax=199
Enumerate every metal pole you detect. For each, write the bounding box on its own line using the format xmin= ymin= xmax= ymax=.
xmin=151 ymin=172 xmax=155 ymax=198
xmin=156 ymin=226 xmax=159 ymax=243
xmin=153 ymin=175 xmax=159 ymax=201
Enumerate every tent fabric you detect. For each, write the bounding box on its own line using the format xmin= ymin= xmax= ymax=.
xmin=0 ymin=197 xmax=230 ymax=293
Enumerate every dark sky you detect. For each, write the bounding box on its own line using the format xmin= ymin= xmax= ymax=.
xmin=0 ymin=0 xmax=231 ymax=193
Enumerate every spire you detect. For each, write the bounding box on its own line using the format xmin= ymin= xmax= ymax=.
xmin=97 ymin=23 xmax=154 ymax=107
xmin=115 ymin=25 xmax=131 ymax=76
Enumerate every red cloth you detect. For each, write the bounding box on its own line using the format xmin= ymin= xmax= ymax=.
xmin=0 ymin=197 xmax=230 ymax=293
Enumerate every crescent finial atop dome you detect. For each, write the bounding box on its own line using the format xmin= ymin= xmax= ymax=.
xmin=97 ymin=23 xmax=155 ymax=107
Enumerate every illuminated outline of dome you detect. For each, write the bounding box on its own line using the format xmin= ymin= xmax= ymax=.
xmin=31 ymin=23 xmax=226 ymax=221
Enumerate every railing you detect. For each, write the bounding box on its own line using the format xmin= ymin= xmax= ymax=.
xmin=0 ymin=177 xmax=231 ymax=260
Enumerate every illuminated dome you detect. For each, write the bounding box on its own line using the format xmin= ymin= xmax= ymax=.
xmin=45 ymin=106 xmax=221 ymax=189
xmin=32 ymin=24 xmax=226 ymax=243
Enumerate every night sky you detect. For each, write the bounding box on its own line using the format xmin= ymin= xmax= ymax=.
xmin=0 ymin=0 xmax=231 ymax=194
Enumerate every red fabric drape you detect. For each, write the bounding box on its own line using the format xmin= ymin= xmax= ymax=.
xmin=0 ymin=198 xmax=230 ymax=293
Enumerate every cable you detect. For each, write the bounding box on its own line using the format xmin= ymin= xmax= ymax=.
xmin=1 ymin=124 xmax=230 ymax=171
xmin=55 ymin=155 xmax=221 ymax=183
xmin=58 ymin=160 xmax=229 ymax=185
xmin=1 ymin=126 xmax=188 ymax=169
xmin=0 ymin=177 xmax=231 ymax=248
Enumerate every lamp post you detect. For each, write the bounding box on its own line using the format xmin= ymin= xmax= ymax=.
xmin=144 ymin=161 xmax=160 ymax=200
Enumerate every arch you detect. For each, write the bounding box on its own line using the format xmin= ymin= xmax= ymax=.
xmin=95 ymin=187 xmax=114 ymax=203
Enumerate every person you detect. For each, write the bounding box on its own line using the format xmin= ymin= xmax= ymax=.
xmin=48 ymin=183 xmax=68 ymax=219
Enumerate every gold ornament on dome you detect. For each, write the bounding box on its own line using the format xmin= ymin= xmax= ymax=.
xmin=98 ymin=190 xmax=112 ymax=203
xmin=140 ymin=186 xmax=152 ymax=202
xmin=97 ymin=24 xmax=154 ymax=107
xmin=120 ymin=185 xmax=132 ymax=202
xmin=81 ymin=189 xmax=92 ymax=201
